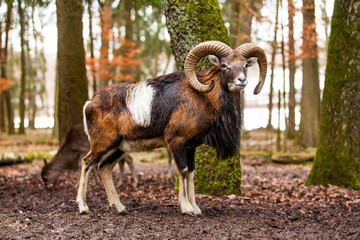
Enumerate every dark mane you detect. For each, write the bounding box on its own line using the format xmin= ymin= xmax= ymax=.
xmin=202 ymin=85 xmax=242 ymax=159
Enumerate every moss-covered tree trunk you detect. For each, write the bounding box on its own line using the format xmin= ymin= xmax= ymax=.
xmin=299 ymin=0 xmax=320 ymax=147
xmin=164 ymin=0 xmax=241 ymax=195
xmin=306 ymin=0 xmax=360 ymax=190
xmin=56 ymin=0 xmax=88 ymax=141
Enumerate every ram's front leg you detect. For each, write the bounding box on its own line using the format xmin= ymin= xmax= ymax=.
xmin=177 ymin=168 xmax=194 ymax=215
xmin=185 ymin=148 xmax=202 ymax=216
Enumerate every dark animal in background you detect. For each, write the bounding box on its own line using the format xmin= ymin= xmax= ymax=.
xmin=77 ymin=41 xmax=267 ymax=216
xmin=41 ymin=123 xmax=138 ymax=188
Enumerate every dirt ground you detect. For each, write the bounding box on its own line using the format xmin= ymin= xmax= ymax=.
xmin=1 ymin=130 xmax=360 ymax=239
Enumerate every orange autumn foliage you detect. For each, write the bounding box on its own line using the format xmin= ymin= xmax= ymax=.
xmin=85 ymin=35 xmax=143 ymax=83
xmin=0 ymin=78 xmax=14 ymax=93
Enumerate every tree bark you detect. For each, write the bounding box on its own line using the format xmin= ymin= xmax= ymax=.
xmin=164 ymin=0 xmax=241 ymax=195
xmin=299 ymin=0 xmax=320 ymax=147
xmin=86 ymin=0 xmax=97 ymax=95
xmin=2 ymin=1 xmax=15 ymax=134
xmin=18 ymin=0 xmax=27 ymax=134
xmin=229 ymin=0 xmax=257 ymax=48
xmin=287 ymin=0 xmax=296 ymax=138
xmin=307 ymin=0 xmax=360 ymax=190
xmin=164 ymin=0 xmax=229 ymax=71
xmin=0 ymin=9 xmax=5 ymax=133
xmin=267 ymin=0 xmax=280 ymax=129
xmin=56 ymin=0 xmax=89 ymax=141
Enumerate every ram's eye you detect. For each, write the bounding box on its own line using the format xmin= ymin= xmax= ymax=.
xmin=220 ymin=63 xmax=230 ymax=70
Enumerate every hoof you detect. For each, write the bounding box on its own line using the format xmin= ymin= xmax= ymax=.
xmin=194 ymin=212 xmax=203 ymax=217
xmin=119 ymin=210 xmax=130 ymax=215
xmin=182 ymin=211 xmax=197 ymax=217
xmin=80 ymin=209 xmax=91 ymax=215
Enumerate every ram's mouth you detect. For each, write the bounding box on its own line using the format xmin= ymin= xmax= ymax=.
xmin=228 ymin=83 xmax=247 ymax=91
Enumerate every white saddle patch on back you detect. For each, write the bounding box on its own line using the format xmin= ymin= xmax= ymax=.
xmin=127 ymin=82 xmax=154 ymax=127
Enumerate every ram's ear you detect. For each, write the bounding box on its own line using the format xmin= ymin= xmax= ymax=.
xmin=208 ymin=55 xmax=220 ymax=67
xmin=246 ymin=57 xmax=258 ymax=67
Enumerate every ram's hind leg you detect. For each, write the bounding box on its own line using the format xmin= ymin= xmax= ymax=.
xmin=123 ymin=154 xmax=138 ymax=188
xmin=99 ymin=149 xmax=128 ymax=214
xmin=76 ymin=152 xmax=97 ymax=214
xmin=169 ymin=141 xmax=193 ymax=215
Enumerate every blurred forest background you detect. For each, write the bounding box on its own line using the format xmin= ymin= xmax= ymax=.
xmin=0 ymin=0 xmax=359 ymax=189
xmin=0 ymin=0 xmax=332 ymax=142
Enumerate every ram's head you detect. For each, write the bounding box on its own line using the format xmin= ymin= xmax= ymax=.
xmin=184 ymin=41 xmax=268 ymax=94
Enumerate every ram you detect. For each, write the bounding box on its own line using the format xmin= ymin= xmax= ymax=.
xmin=77 ymin=41 xmax=267 ymax=216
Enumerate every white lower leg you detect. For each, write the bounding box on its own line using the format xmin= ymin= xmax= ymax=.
xmin=76 ymin=165 xmax=92 ymax=214
xmin=178 ymin=168 xmax=193 ymax=214
xmin=100 ymin=163 xmax=127 ymax=213
xmin=186 ymin=171 xmax=201 ymax=215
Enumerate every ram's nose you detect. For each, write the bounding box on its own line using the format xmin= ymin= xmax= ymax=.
xmin=235 ymin=78 xmax=247 ymax=87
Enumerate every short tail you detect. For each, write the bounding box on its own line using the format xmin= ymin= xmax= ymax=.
xmin=83 ymin=101 xmax=91 ymax=139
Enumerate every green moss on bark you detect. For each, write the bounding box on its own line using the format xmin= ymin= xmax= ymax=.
xmin=164 ymin=0 xmax=229 ymax=70
xmin=306 ymin=0 xmax=360 ymax=190
xmin=194 ymin=145 xmax=241 ymax=195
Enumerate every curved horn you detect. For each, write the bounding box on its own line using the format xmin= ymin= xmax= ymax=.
xmin=185 ymin=41 xmax=233 ymax=93
xmin=237 ymin=43 xmax=268 ymax=94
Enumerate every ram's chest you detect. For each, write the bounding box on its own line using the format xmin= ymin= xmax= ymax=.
xmin=126 ymin=83 xmax=155 ymax=127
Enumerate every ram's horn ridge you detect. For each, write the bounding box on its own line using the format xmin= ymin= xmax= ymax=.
xmin=185 ymin=41 xmax=233 ymax=93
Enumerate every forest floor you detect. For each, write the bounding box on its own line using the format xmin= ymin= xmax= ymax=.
xmin=1 ymin=129 xmax=360 ymax=239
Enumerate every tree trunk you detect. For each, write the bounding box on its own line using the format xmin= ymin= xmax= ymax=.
xmin=87 ymin=0 xmax=97 ymax=95
xmin=306 ymin=0 xmax=360 ymax=190
xmin=18 ymin=0 xmax=27 ymax=134
xmin=56 ymin=0 xmax=89 ymax=141
xmin=26 ymin=40 xmax=36 ymax=129
xmin=229 ymin=0 xmax=256 ymax=48
xmin=164 ymin=0 xmax=241 ymax=195
xmin=98 ymin=0 xmax=113 ymax=90
xmin=281 ymin=22 xmax=288 ymax=152
xmin=2 ymin=1 xmax=15 ymax=134
xmin=267 ymin=0 xmax=280 ymax=129
xmin=0 ymin=11 xmax=5 ymax=133
xmin=0 ymin=94 xmax=5 ymax=132
xmin=287 ymin=0 xmax=296 ymax=138
xmin=121 ymin=0 xmax=134 ymax=80
xmin=299 ymin=0 xmax=320 ymax=147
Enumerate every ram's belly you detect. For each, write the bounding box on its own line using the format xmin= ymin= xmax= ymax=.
xmin=119 ymin=137 xmax=166 ymax=152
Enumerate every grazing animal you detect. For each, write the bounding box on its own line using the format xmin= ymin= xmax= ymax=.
xmin=77 ymin=41 xmax=267 ymax=216
xmin=41 ymin=123 xmax=138 ymax=188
